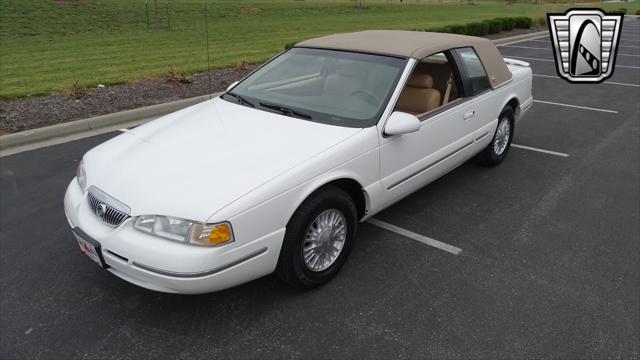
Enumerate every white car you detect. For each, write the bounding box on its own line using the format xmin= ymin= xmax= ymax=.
xmin=64 ymin=30 xmax=533 ymax=294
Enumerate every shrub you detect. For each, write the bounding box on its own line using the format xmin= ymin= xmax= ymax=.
xmin=513 ymin=17 xmax=532 ymax=29
xmin=284 ymin=42 xmax=296 ymax=50
xmin=607 ymin=9 xmax=626 ymax=15
xmin=426 ymin=26 xmax=451 ymax=33
xmin=636 ymin=9 xmax=640 ymax=15
xmin=482 ymin=19 xmax=501 ymax=34
xmin=63 ymin=80 xmax=90 ymax=99
xmin=498 ymin=17 xmax=515 ymax=31
xmin=234 ymin=57 xmax=249 ymax=71
xmin=491 ymin=18 xmax=504 ymax=31
xmin=164 ymin=65 xmax=192 ymax=84
xmin=465 ymin=22 xmax=489 ymax=36
xmin=534 ymin=15 xmax=547 ymax=27
xmin=448 ymin=24 xmax=467 ymax=34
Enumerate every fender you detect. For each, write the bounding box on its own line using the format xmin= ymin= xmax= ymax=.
xmin=290 ymin=172 xmax=372 ymax=220
xmin=500 ymin=93 xmax=520 ymax=114
xmin=267 ymin=144 xmax=380 ymax=231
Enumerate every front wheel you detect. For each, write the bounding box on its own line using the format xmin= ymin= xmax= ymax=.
xmin=478 ymin=107 xmax=514 ymax=166
xmin=275 ymin=187 xmax=357 ymax=289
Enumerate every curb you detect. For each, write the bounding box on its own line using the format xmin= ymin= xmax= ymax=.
xmin=493 ymin=30 xmax=549 ymax=45
xmin=0 ymin=30 xmax=550 ymax=154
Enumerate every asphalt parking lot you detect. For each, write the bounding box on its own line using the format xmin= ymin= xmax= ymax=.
xmin=1 ymin=20 xmax=639 ymax=359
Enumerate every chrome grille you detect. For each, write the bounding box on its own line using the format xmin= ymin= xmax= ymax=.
xmin=87 ymin=187 xmax=130 ymax=227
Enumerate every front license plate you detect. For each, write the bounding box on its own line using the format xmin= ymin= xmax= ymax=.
xmin=72 ymin=228 xmax=107 ymax=268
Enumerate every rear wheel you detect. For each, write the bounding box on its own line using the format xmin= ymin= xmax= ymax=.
xmin=478 ymin=107 xmax=514 ymax=166
xmin=276 ymin=186 xmax=357 ymax=289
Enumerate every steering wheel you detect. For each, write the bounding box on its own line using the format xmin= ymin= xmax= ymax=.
xmin=351 ymin=90 xmax=382 ymax=106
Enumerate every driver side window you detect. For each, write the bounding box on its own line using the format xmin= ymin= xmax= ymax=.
xmin=394 ymin=52 xmax=460 ymax=119
xmin=454 ymin=47 xmax=491 ymax=96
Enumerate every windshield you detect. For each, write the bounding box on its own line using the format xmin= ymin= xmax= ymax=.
xmin=223 ymin=48 xmax=408 ymax=127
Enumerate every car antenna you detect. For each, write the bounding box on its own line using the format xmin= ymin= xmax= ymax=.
xmin=203 ymin=0 xmax=213 ymax=99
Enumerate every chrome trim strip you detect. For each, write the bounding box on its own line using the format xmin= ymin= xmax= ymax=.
xmin=475 ymin=132 xmax=490 ymax=142
xmin=516 ymin=99 xmax=533 ymax=121
xmin=132 ymin=247 xmax=268 ymax=278
xmin=387 ymin=141 xmax=474 ymax=191
xmin=416 ymin=98 xmax=464 ymax=122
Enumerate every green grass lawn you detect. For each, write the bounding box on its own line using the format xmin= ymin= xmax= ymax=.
xmin=1 ymin=0 xmax=637 ymax=99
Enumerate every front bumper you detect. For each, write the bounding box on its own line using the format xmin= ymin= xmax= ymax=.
xmin=63 ymin=180 xmax=284 ymax=294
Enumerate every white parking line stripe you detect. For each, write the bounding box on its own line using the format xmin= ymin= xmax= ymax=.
xmin=507 ymin=56 xmax=640 ymax=69
xmin=507 ymin=56 xmax=553 ymax=62
xmin=367 ymin=218 xmax=462 ymax=255
xmin=496 ymin=34 xmax=549 ymax=47
xmin=511 ymin=144 xmax=569 ymax=158
xmin=610 ymin=64 xmax=640 ymax=69
xmin=499 ymin=45 xmax=551 ymax=51
xmin=527 ymin=39 xmax=640 ymax=49
xmin=533 ymin=99 xmax=619 ymax=114
xmin=588 ymin=81 xmax=640 ymax=87
xmin=533 ymin=74 xmax=640 ymax=88
xmin=501 ymin=45 xmax=640 ymax=57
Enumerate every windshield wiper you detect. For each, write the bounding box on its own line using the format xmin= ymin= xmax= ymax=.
xmin=259 ymin=102 xmax=312 ymax=120
xmin=223 ymin=92 xmax=254 ymax=108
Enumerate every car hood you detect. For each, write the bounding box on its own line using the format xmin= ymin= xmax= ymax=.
xmin=84 ymin=98 xmax=362 ymax=222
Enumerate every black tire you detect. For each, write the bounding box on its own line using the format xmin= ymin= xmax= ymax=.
xmin=477 ymin=107 xmax=515 ymax=166
xmin=275 ymin=186 xmax=358 ymax=289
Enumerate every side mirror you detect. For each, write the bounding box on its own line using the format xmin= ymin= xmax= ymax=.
xmin=384 ymin=111 xmax=421 ymax=136
xmin=226 ymin=81 xmax=239 ymax=92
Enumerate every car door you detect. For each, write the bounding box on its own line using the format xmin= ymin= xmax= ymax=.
xmin=378 ymin=51 xmax=478 ymax=207
xmin=451 ymin=47 xmax=500 ymax=149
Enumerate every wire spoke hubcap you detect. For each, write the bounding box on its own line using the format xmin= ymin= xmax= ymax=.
xmin=302 ymin=209 xmax=347 ymax=272
xmin=493 ymin=117 xmax=511 ymax=156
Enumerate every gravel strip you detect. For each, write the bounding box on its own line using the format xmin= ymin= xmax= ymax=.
xmin=0 ymin=66 xmax=257 ymax=134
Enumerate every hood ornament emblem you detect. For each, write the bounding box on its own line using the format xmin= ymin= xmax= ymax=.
xmin=95 ymin=202 xmax=108 ymax=218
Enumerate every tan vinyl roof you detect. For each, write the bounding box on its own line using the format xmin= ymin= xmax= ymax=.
xmin=297 ymin=30 xmax=512 ymax=88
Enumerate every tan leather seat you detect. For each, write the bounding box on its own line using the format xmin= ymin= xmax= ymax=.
xmin=395 ymin=74 xmax=441 ymax=116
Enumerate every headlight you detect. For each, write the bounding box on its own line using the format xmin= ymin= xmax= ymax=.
xmin=133 ymin=215 xmax=234 ymax=247
xmin=76 ymin=160 xmax=87 ymax=190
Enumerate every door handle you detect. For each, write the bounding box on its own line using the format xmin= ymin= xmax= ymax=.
xmin=463 ymin=110 xmax=475 ymax=120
